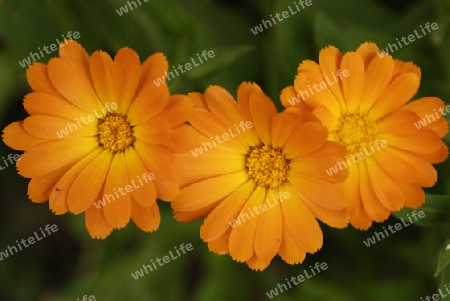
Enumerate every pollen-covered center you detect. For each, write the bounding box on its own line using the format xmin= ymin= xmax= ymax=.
xmin=333 ymin=113 xmax=378 ymax=153
xmin=97 ymin=113 xmax=135 ymax=152
xmin=245 ymin=145 xmax=290 ymax=188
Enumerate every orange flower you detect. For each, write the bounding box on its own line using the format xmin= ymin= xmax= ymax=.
xmin=171 ymin=82 xmax=349 ymax=271
xmin=283 ymin=42 xmax=448 ymax=230
xmin=2 ymin=41 xmax=195 ymax=239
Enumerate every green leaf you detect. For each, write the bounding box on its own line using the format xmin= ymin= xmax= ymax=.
xmin=393 ymin=194 xmax=450 ymax=227
xmin=436 ymin=240 xmax=450 ymax=276
xmin=314 ymin=13 xmax=351 ymax=52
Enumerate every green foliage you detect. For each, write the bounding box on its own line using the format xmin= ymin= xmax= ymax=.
xmin=1 ymin=0 xmax=450 ymax=300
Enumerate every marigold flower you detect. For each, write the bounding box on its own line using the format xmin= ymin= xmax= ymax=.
xmin=283 ymin=42 xmax=449 ymax=230
xmin=2 ymin=41 xmax=195 ymax=238
xmin=171 ymin=82 xmax=349 ymax=271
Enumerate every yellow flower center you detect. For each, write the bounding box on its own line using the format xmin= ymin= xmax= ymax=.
xmin=245 ymin=145 xmax=290 ymax=188
xmin=97 ymin=113 xmax=135 ymax=152
xmin=333 ymin=113 xmax=378 ymax=153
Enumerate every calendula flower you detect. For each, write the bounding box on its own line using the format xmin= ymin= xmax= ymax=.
xmin=283 ymin=42 xmax=448 ymax=230
xmin=171 ymin=82 xmax=349 ymax=271
xmin=2 ymin=41 xmax=195 ymax=238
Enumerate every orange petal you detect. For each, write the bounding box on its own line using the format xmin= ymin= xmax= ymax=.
xmin=288 ymin=173 xmax=347 ymax=211
xmin=281 ymin=185 xmax=323 ymax=253
xmin=153 ymin=94 xmax=193 ymax=126
xmin=172 ymin=171 xmax=248 ymax=212
xmin=249 ymin=91 xmax=277 ymax=145
xmin=207 ymin=227 xmax=231 ymax=255
xmin=342 ymin=164 xmax=372 ymax=230
xmin=66 ymin=150 xmax=112 ymax=214
xmin=318 ymin=46 xmax=345 ymax=107
xmin=134 ymin=120 xmax=170 ymax=145
xmin=23 ymin=92 xmax=90 ymax=121
xmin=125 ymin=148 xmax=157 ymax=207
xmin=372 ymin=146 xmax=417 ymax=184
xmin=200 ymin=181 xmax=253 ymax=242
xmin=341 ymin=52 xmax=365 ymax=113
xmin=290 ymin=141 xmax=348 ymax=184
xmin=135 ymin=141 xmax=181 ymax=183
xmin=102 ymin=152 xmax=132 ymax=229
xmin=254 ymin=189 xmax=282 ymax=261
xmin=17 ymin=137 xmax=98 ymax=178
xmin=237 ymin=82 xmax=263 ymax=122
xmin=2 ymin=121 xmax=48 ymax=151
xmin=283 ymin=122 xmax=328 ymax=159
xmin=188 ymin=109 xmax=248 ymax=154
xmin=160 ymin=124 xmax=199 ymax=153
xmin=154 ymin=178 xmax=180 ymax=202
xmin=26 ymin=63 xmax=60 ymax=96
xmin=205 ymin=85 xmax=259 ymax=146
xmin=28 ymin=164 xmax=69 ymax=203
xmin=280 ymin=85 xmax=301 ymax=107
xmin=359 ymin=160 xmax=390 ymax=222
xmin=294 ymin=62 xmax=342 ymax=116
xmin=137 ymin=53 xmax=168 ymax=94
xmin=246 ymin=255 xmax=271 ymax=271
xmin=114 ymin=47 xmax=141 ymax=114
xmin=369 ymin=73 xmax=420 ymax=119
xmin=229 ymin=185 xmax=265 ymax=262
xmin=360 ymin=54 xmax=394 ymax=113
xmin=271 ymin=111 xmax=301 ymax=149
xmin=366 ymin=157 xmax=404 ymax=212
xmin=128 ymin=84 xmax=169 ymax=126
xmin=49 ymin=149 xmax=102 ymax=215
xmin=400 ymin=184 xmax=425 ymax=209
xmin=131 ymin=201 xmax=160 ymax=232
xmin=59 ymin=40 xmax=91 ymax=82
xmin=356 ymin=42 xmax=381 ymax=67
xmin=23 ymin=115 xmax=96 ymax=139
xmin=47 ymin=58 xmax=102 ymax=113
xmin=90 ymin=51 xmax=119 ymax=107
xmin=278 ymin=216 xmax=307 ymax=265
xmin=85 ymin=204 xmax=113 ymax=239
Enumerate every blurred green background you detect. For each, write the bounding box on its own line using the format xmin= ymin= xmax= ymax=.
xmin=1 ymin=0 xmax=450 ymax=300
